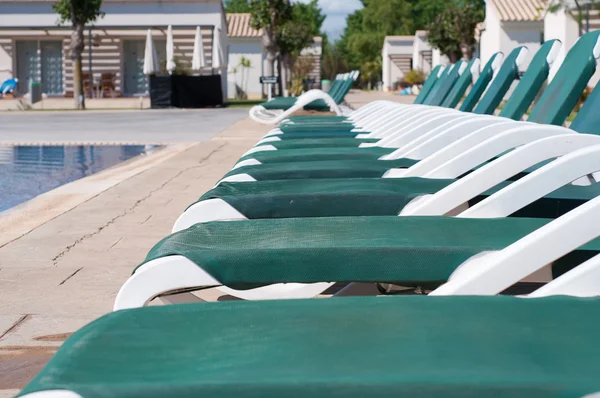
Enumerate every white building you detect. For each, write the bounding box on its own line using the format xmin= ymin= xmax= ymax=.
xmin=0 ymin=0 xmax=228 ymax=97
xmin=543 ymin=0 xmax=600 ymax=82
xmin=226 ymin=13 xmax=322 ymax=100
xmin=479 ymin=0 xmax=545 ymax=71
xmin=381 ymin=35 xmax=414 ymax=91
xmin=226 ymin=13 xmax=264 ymax=99
xmin=412 ymin=30 xmax=433 ymax=73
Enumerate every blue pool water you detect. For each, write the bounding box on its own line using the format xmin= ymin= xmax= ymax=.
xmin=0 ymin=145 xmax=159 ymax=212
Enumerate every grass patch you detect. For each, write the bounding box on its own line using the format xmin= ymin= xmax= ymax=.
xmin=226 ymin=99 xmax=264 ymax=108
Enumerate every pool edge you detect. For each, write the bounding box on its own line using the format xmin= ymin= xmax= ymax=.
xmin=0 ymin=142 xmax=198 ymax=247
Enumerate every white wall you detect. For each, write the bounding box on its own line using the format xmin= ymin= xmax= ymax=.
xmin=382 ymin=37 xmax=413 ymax=91
xmin=480 ymin=2 xmax=501 ymax=68
xmin=544 ymin=7 xmax=581 ymax=80
xmin=0 ymin=0 xmax=229 ymax=97
xmin=0 ymin=41 xmax=11 ymax=82
xmin=501 ymin=22 xmax=543 ymax=71
xmin=412 ymin=33 xmax=432 ymax=73
xmin=0 ymin=1 xmax=226 ymax=30
xmin=227 ymin=38 xmax=263 ymax=99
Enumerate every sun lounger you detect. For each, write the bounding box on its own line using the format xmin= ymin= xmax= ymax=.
xmin=249 ymin=71 xmax=359 ymax=124
xmin=118 ymin=144 xmax=600 ymax=304
xmin=19 ymin=294 xmax=600 ymax=398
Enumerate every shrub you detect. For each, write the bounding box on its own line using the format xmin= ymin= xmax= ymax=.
xmin=404 ymin=69 xmax=426 ymax=86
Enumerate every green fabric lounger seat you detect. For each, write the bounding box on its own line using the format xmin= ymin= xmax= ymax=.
xmin=228 ymin=34 xmax=599 ymax=181
xmin=197 ymin=178 xmax=600 ymax=220
xmin=238 ymin=146 xmax=397 ymax=163
xmin=19 ymin=296 xmax=600 ymax=398
xmin=224 ymin=158 xmax=419 ymax=180
xmin=141 ymin=216 xmax=600 ymax=287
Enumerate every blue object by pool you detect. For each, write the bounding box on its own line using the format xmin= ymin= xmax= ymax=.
xmin=0 ymin=145 xmax=159 ymax=212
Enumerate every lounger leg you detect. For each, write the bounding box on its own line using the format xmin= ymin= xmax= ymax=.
xmin=333 ymin=282 xmax=381 ymax=297
xmin=160 ymin=292 xmax=206 ymax=305
xmin=114 ymin=256 xmax=220 ymax=311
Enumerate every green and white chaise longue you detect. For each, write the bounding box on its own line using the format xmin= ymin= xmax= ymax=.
xmin=116 ymin=141 xmax=600 ymax=305
xmin=249 ymin=70 xmax=359 ymax=125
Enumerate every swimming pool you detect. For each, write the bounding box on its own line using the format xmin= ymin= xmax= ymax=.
xmin=0 ymin=145 xmax=159 ymax=212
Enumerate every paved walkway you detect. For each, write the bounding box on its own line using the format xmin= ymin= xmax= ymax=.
xmin=0 ymin=108 xmax=249 ymax=144
xmin=0 ymin=92 xmax=383 ymax=395
xmin=0 ymin=117 xmax=270 ymax=394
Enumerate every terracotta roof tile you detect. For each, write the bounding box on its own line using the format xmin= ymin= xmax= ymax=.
xmin=492 ymin=0 xmax=546 ymax=22
xmin=226 ymin=13 xmax=262 ymax=38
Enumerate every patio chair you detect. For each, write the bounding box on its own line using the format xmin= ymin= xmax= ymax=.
xmin=223 ymin=33 xmax=600 ymax=182
xmin=118 ymin=143 xmax=600 ymax=304
xmin=100 ymin=72 xmax=116 ymax=98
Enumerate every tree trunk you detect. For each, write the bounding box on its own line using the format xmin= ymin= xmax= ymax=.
xmin=447 ymin=51 xmax=460 ymax=64
xmin=71 ymin=22 xmax=85 ymax=109
xmin=460 ymin=43 xmax=473 ymax=61
xmin=262 ymin=30 xmax=278 ymax=98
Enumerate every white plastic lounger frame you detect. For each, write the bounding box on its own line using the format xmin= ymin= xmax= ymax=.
xmin=432 ymin=145 xmax=600 ymax=296
xmin=121 ymin=144 xmax=600 ymax=308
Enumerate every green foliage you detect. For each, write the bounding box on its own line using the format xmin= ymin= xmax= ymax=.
xmin=426 ymin=0 xmax=485 ymax=62
xmin=322 ymin=41 xmax=349 ymax=81
xmin=292 ymin=0 xmax=325 ymax=37
xmin=249 ymin=0 xmax=324 ymax=57
xmin=337 ymin=0 xmax=449 ymax=83
xmin=249 ymin=0 xmax=292 ymax=33
xmin=404 ymin=69 xmax=426 ymax=85
xmin=160 ymin=57 xmax=191 ymax=76
xmin=290 ymin=56 xmax=315 ymax=96
xmin=547 ymin=0 xmax=600 ymax=35
xmin=360 ymin=58 xmax=381 ymax=90
xmin=53 ymin=0 xmax=103 ymax=25
xmin=224 ymin=0 xmax=251 ymax=13
xmin=278 ymin=18 xmax=315 ymax=57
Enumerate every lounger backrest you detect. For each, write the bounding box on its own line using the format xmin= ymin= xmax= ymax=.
xmin=569 ymin=74 xmax=600 ymax=134
xmin=427 ymin=60 xmax=464 ymax=106
xmin=460 ymin=52 xmax=504 ymax=112
xmin=331 ymin=73 xmax=356 ymax=104
xmin=441 ymin=58 xmax=481 ymax=108
xmin=414 ymin=65 xmax=444 ymax=104
xmin=528 ymin=31 xmax=600 ymax=125
xmin=422 ymin=65 xmax=453 ymax=105
xmin=473 ymin=47 xmax=527 ymax=115
xmin=498 ymin=40 xmax=561 ymax=120
xmin=327 ymin=74 xmax=346 ymax=99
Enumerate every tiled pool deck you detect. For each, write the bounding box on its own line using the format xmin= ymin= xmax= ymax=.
xmin=0 ymin=92 xmax=413 ymax=395
xmin=0 ymin=117 xmax=269 ymax=394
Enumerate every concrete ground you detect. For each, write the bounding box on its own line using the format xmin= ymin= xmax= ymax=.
xmin=0 ymin=97 xmax=153 ymax=112
xmin=0 ymin=91 xmax=381 ymax=395
xmin=0 ymin=108 xmax=249 ymax=144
